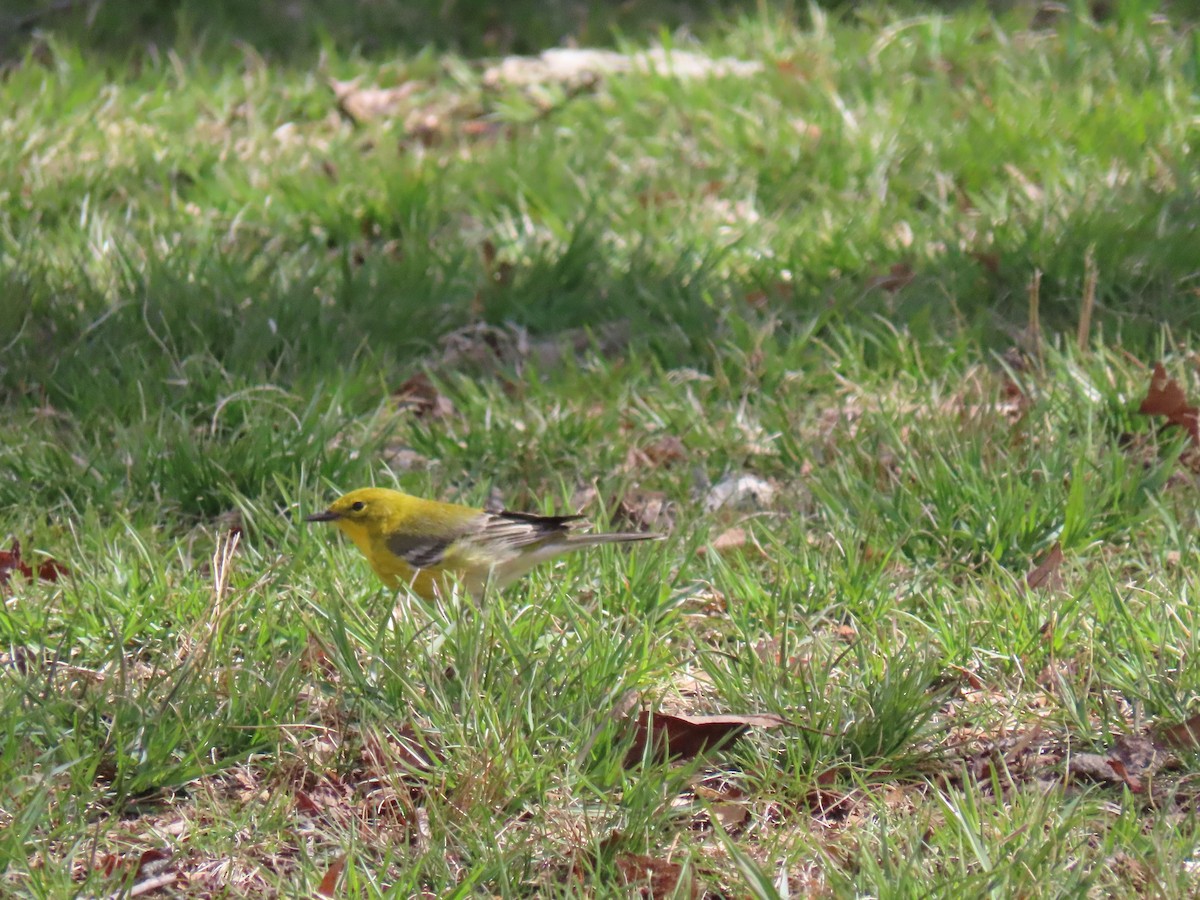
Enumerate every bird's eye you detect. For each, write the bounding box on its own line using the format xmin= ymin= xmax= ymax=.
xmin=351 ymin=501 xmax=365 ymax=512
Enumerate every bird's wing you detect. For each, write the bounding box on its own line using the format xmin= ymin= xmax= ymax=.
xmin=460 ymin=510 xmax=586 ymax=557
xmin=385 ymin=510 xmax=584 ymax=569
xmin=385 ymin=531 xmax=458 ymax=569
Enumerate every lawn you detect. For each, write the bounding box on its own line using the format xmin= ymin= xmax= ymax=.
xmin=3 ymin=0 xmax=1200 ymax=895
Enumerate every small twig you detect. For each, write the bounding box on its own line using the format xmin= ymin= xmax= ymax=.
xmin=125 ymin=872 xmax=176 ymax=898
xmin=1077 ymin=246 xmax=1097 ymax=353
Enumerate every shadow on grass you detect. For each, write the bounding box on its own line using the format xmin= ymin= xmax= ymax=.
xmin=3 ymin=0 xmax=754 ymax=63
xmin=5 ymin=186 xmax=1198 ymax=411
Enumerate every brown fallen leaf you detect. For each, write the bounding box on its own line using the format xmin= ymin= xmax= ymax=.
xmin=801 ymin=766 xmax=858 ymax=818
xmin=360 ymin=723 xmax=440 ymax=774
xmin=34 ymin=554 xmax=67 ymax=582
xmin=867 ymin=262 xmax=915 ymax=293
xmin=970 ymin=250 xmax=1002 ymax=275
xmin=693 ymin=782 xmax=750 ymax=833
xmin=1155 ymin=712 xmax=1200 ymax=749
xmin=1104 ymin=757 xmax=1143 ymax=794
xmin=328 ymin=77 xmax=418 ymax=124
xmin=0 ymin=541 xmax=33 ymax=586
xmin=112 ymin=849 xmax=173 ymax=898
xmin=0 ymin=539 xmax=69 ymax=588
xmin=804 ymin=785 xmax=857 ymax=819
xmin=614 ymin=854 xmax=696 ymax=899
xmin=696 ymin=527 xmax=765 ymax=559
xmin=691 ymin=782 xmax=744 ymax=830
xmin=300 ymin=632 xmax=338 ymax=678
xmin=1025 ymin=542 xmax=1064 ymax=592
xmin=1110 ymin=733 xmax=1162 ymax=779
xmin=1138 ymin=362 xmax=1200 ymax=444
xmin=709 ymin=527 xmax=748 ymax=555
xmin=316 ymin=855 xmax=346 ymax=897
xmin=624 ymin=710 xmax=789 ymax=765
xmin=707 ymin=801 xmax=750 ymax=831
xmin=480 ymin=239 xmax=515 ymax=287
xmin=997 ymin=374 xmax=1030 ymax=426
xmin=393 ymin=373 xmax=455 ymax=419
xmin=293 ymin=789 xmax=322 ymax=816
xmin=624 ymin=435 xmax=687 ymax=471
xmin=614 ymin=489 xmax=674 ymax=532
xmin=1065 ymin=734 xmax=1165 ymax=794
xmin=1066 ymin=752 xmax=1122 ymax=785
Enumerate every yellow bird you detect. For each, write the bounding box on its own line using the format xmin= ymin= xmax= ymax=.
xmin=305 ymin=487 xmax=662 ymax=599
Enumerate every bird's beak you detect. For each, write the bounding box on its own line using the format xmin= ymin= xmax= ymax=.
xmin=305 ymin=509 xmax=341 ymax=523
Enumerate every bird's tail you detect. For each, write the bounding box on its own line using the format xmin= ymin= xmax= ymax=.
xmin=565 ymin=532 xmax=665 ymax=546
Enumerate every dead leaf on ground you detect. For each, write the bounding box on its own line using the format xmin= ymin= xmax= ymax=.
xmin=624 ymin=434 xmax=687 ymax=471
xmin=480 ymin=239 xmax=515 ymax=287
xmin=0 ymin=539 xmax=69 ymax=588
xmin=1066 ymin=734 xmax=1164 ymax=794
xmin=328 ymin=76 xmax=419 ymax=123
xmin=703 ymin=801 xmax=750 ymax=831
xmin=1105 ymin=734 xmax=1165 ymax=794
xmin=670 ymin=670 xmax=717 ymax=699
xmin=613 ymin=854 xmax=697 ymax=899
xmin=293 ymin=788 xmax=322 ymax=816
xmin=624 ymin=710 xmax=789 ymax=765
xmin=300 ymin=632 xmax=338 ymax=678
xmin=1024 ymin=542 xmax=1064 ymax=593
xmin=1110 ymin=734 xmax=1162 ymax=778
xmin=213 ymin=508 xmax=244 ymax=536
xmin=696 ymin=527 xmax=765 ymax=559
xmin=692 ymin=781 xmax=752 ymax=833
xmin=1105 ymin=757 xmax=1143 ymax=794
xmin=405 ymin=109 xmax=446 ymax=145
xmin=613 ymin=489 xmax=674 ymax=532
xmin=1156 ymin=713 xmax=1200 ymax=750
xmin=316 ymin=855 xmax=346 ymax=897
xmin=800 ymin=766 xmax=859 ymax=819
xmin=804 ymin=785 xmax=858 ymax=819
xmin=1067 ymin=752 xmax=1122 ymax=785
xmin=997 ymin=375 xmax=1029 ymax=426
xmin=789 ymin=117 xmax=823 ymax=143
xmin=834 ymin=623 xmax=858 ymax=642
xmin=970 ymin=250 xmax=1002 ymax=275
xmin=360 ymin=723 xmax=440 ymax=775
xmin=393 ymin=373 xmax=456 ymax=419
xmin=98 ymin=849 xmax=173 ymax=898
xmin=709 ymin=527 xmax=749 ymax=555
xmin=867 ymin=262 xmax=916 ymax=293
xmin=1138 ymin=362 xmax=1200 ymax=444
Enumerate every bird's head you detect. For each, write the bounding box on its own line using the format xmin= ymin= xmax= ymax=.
xmin=305 ymin=487 xmax=401 ymax=539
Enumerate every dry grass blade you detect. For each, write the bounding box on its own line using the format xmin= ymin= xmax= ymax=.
xmin=1077 ymin=246 xmax=1097 ymax=352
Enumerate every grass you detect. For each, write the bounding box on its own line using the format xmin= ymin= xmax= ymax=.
xmin=4 ymin=0 xmax=1200 ymax=895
